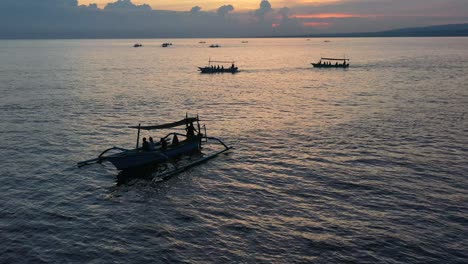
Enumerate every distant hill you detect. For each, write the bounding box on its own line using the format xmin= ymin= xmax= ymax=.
xmin=293 ymin=23 xmax=468 ymax=38
xmin=372 ymin=23 xmax=468 ymax=37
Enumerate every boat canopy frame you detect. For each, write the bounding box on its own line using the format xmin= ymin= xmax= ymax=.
xmin=207 ymin=59 xmax=235 ymax=66
xmin=131 ymin=115 xmax=201 ymax=149
xmin=320 ymin=57 xmax=349 ymax=61
xmin=129 ymin=117 xmax=199 ymax=131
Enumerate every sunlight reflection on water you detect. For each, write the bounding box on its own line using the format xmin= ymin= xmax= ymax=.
xmin=0 ymin=38 xmax=467 ymax=263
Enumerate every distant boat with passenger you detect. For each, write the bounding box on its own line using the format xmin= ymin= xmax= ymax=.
xmin=209 ymin=44 xmax=220 ymax=48
xmin=198 ymin=59 xmax=239 ymax=74
xmin=161 ymin=42 xmax=172 ymax=47
xmin=133 ymin=43 xmax=143 ymax=48
xmin=312 ymin=57 xmax=350 ymax=68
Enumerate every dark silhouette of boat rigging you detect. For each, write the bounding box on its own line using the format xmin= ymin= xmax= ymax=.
xmin=198 ymin=59 xmax=239 ymax=74
xmin=312 ymin=57 xmax=349 ymax=68
xmin=78 ymin=115 xmax=231 ymax=180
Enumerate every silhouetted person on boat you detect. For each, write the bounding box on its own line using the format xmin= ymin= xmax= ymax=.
xmin=231 ymin=63 xmax=235 ymax=69
xmin=148 ymin=137 xmax=155 ymax=151
xmin=186 ymin=122 xmax=195 ymax=139
xmin=172 ymin=134 xmax=179 ymax=146
xmin=142 ymin=137 xmax=150 ymax=151
xmin=160 ymin=138 xmax=167 ymax=150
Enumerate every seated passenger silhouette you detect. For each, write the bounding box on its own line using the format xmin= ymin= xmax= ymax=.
xmin=160 ymin=138 xmax=167 ymax=150
xmin=142 ymin=137 xmax=150 ymax=151
xmin=172 ymin=134 xmax=180 ymax=146
xmin=148 ymin=137 xmax=155 ymax=151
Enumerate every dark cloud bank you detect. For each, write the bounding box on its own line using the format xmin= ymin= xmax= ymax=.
xmin=0 ymin=0 xmax=295 ymax=38
xmin=0 ymin=0 xmax=466 ymax=39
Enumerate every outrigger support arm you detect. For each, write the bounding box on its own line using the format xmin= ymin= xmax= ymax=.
xmin=152 ymin=136 xmax=231 ymax=182
xmin=206 ymin=137 xmax=231 ymax=150
xmin=77 ymin=146 xmax=128 ymax=167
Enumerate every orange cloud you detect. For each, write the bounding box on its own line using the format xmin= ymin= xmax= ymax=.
xmin=292 ymin=13 xmax=378 ymax=19
xmin=302 ymin=22 xmax=331 ymax=27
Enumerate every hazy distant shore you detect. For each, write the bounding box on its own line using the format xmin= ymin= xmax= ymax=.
xmin=1 ymin=23 xmax=467 ymax=40
xmin=274 ymin=23 xmax=468 ymax=38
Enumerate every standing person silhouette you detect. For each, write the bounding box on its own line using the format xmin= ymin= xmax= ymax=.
xmin=186 ymin=122 xmax=195 ymax=139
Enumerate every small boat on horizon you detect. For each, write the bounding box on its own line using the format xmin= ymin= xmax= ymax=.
xmin=209 ymin=44 xmax=220 ymax=48
xmin=162 ymin=42 xmax=172 ymax=47
xmin=133 ymin=43 xmax=143 ymax=47
xmin=198 ymin=59 xmax=239 ymax=74
xmin=311 ymin=57 xmax=349 ymax=68
xmin=78 ymin=115 xmax=231 ymax=179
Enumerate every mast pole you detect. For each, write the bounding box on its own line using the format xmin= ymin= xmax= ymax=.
xmin=136 ymin=123 xmax=141 ymax=149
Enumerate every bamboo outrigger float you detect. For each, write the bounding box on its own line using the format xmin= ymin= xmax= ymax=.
xmin=78 ymin=115 xmax=231 ymax=178
xmin=312 ymin=57 xmax=350 ymax=68
xmin=198 ymin=59 xmax=239 ymax=74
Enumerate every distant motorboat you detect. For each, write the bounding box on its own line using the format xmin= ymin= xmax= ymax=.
xmin=311 ymin=57 xmax=350 ymax=68
xmin=209 ymin=44 xmax=220 ymax=48
xmin=161 ymin=42 xmax=172 ymax=47
xmin=133 ymin=43 xmax=143 ymax=48
xmin=198 ymin=59 xmax=239 ymax=74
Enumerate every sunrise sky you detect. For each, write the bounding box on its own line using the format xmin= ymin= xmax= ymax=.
xmin=78 ymin=0 xmax=338 ymax=11
xmin=75 ymin=0 xmax=468 ymax=19
xmin=1 ymin=0 xmax=467 ymax=38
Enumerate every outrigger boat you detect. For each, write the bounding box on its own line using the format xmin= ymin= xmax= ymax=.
xmin=312 ymin=57 xmax=349 ymax=68
xmin=198 ymin=59 xmax=239 ymax=74
xmin=77 ymin=115 xmax=231 ymax=177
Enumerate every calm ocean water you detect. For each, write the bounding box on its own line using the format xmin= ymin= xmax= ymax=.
xmin=0 ymin=38 xmax=467 ymax=263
